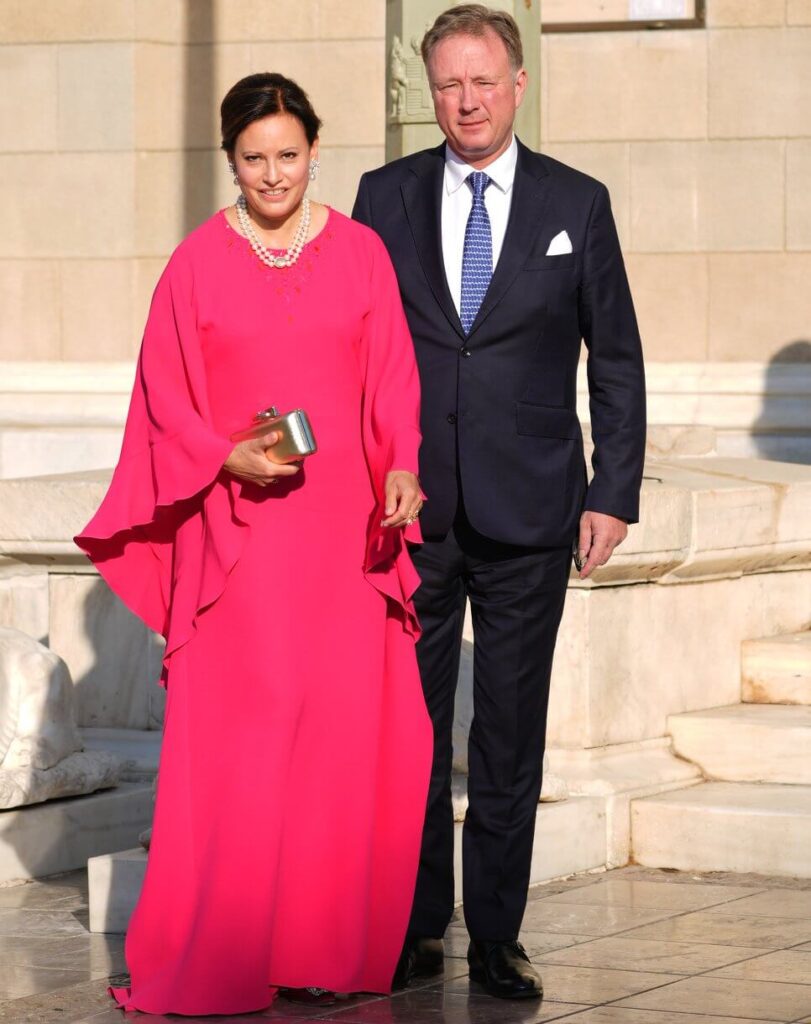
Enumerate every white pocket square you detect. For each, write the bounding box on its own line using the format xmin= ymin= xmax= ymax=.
xmin=545 ymin=230 xmax=573 ymax=256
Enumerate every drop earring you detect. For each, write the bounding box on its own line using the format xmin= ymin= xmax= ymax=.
xmin=309 ymin=159 xmax=320 ymax=182
xmin=228 ymin=162 xmax=239 ymax=186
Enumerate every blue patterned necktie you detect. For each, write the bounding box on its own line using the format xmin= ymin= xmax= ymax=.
xmin=460 ymin=171 xmax=493 ymax=334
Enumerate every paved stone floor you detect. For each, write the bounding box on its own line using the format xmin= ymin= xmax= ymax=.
xmin=0 ymin=865 xmax=810 ymax=1024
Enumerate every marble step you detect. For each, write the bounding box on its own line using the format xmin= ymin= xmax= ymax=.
xmin=88 ymin=793 xmax=608 ymax=933
xmin=668 ymin=703 xmax=811 ymax=784
xmin=741 ymin=631 xmax=811 ymax=705
xmin=631 ymin=781 xmax=811 ymax=878
xmin=81 ymin=727 xmax=161 ymax=780
xmin=0 ymin=782 xmax=153 ymax=884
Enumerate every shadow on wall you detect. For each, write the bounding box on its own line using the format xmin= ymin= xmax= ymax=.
xmin=184 ymin=0 xmax=217 ymax=235
xmin=753 ymin=340 xmax=811 ymax=465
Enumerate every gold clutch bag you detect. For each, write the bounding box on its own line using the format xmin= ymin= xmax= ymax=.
xmin=229 ymin=405 xmax=318 ymax=464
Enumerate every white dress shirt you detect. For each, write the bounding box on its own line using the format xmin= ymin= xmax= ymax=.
xmin=441 ymin=135 xmax=518 ymax=315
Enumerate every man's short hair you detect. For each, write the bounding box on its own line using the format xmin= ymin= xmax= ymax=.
xmin=421 ymin=4 xmax=524 ymax=75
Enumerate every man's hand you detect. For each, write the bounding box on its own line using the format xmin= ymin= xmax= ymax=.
xmin=381 ymin=470 xmax=423 ymax=528
xmin=224 ymin=433 xmax=302 ymax=487
xmin=576 ymin=510 xmax=628 ymax=579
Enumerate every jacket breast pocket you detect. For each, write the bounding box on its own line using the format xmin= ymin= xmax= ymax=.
xmin=523 ymin=253 xmax=577 ymax=271
xmin=516 ymin=402 xmax=581 ymax=440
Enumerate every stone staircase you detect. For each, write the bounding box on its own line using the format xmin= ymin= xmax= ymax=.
xmin=632 ymin=630 xmax=811 ymax=877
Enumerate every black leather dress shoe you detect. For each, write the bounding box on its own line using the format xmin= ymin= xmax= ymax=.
xmin=392 ymin=936 xmax=444 ymax=990
xmin=468 ymin=940 xmax=543 ymax=1000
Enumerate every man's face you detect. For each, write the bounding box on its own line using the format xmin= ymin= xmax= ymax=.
xmin=427 ymin=29 xmax=526 ymax=168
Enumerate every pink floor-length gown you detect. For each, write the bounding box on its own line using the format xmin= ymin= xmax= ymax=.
xmin=75 ymin=209 xmax=433 ymax=1016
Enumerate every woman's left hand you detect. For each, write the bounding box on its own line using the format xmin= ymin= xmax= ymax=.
xmin=381 ymin=470 xmax=424 ymax=528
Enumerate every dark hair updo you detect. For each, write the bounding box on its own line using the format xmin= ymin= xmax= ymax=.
xmin=220 ymin=72 xmax=322 ymax=154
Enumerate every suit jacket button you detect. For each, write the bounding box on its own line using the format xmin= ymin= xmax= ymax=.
xmin=447 ymin=413 xmax=457 ymax=425
xmin=460 ymin=347 xmax=471 ymax=357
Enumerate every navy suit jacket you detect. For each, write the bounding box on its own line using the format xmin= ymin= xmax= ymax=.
xmin=352 ymin=139 xmax=646 ymax=548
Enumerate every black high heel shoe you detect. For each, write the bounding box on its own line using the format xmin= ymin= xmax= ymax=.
xmin=278 ymin=986 xmax=338 ymax=1006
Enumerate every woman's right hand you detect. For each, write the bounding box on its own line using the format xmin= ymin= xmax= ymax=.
xmin=224 ymin=433 xmax=301 ymax=487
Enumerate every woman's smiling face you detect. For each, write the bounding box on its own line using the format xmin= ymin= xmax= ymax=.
xmin=231 ymin=112 xmax=318 ymax=227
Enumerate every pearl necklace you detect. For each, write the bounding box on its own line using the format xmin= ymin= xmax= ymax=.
xmin=235 ymin=193 xmax=311 ymax=269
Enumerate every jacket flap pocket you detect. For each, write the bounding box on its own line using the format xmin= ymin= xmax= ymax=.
xmin=523 ymin=253 xmax=576 ymax=271
xmin=516 ymin=402 xmax=581 ymax=439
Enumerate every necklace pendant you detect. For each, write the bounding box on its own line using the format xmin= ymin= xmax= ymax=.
xmin=273 ymin=255 xmax=287 ymax=269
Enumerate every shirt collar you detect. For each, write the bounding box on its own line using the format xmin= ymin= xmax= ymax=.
xmin=444 ymin=135 xmax=518 ymax=196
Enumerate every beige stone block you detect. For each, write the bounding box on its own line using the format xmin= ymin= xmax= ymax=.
xmin=541 ymin=143 xmax=630 ymax=249
xmin=133 ymin=43 xmax=183 ymax=150
xmin=319 ymin=0 xmax=384 ymax=38
xmin=155 ymin=0 xmax=323 ymax=43
xmin=186 ymin=43 xmax=252 ymax=149
xmin=136 ymin=42 xmax=251 ymax=152
xmin=631 ymin=141 xmax=784 ymax=253
xmin=60 ymin=260 xmax=134 ymax=361
xmin=0 ymin=46 xmax=58 ymax=152
xmin=0 ymin=153 xmax=134 ymax=259
xmin=699 ymin=140 xmax=784 ymax=251
xmin=709 ymin=254 xmax=811 ymax=361
xmin=788 ymin=0 xmax=811 ymax=23
xmin=58 ymin=43 xmax=133 ymax=152
xmin=540 ymin=34 xmax=550 ymax=145
xmin=250 ymin=41 xmax=384 ymax=147
xmin=134 ymin=150 xmax=183 ymax=257
xmin=0 ymin=1 xmax=134 ymax=43
xmin=545 ymin=31 xmax=706 ymax=142
xmin=311 ymin=146 xmax=385 ymax=216
xmin=707 ymin=0 xmax=786 ymax=25
xmin=134 ymin=0 xmax=185 ymax=43
xmin=0 ymin=261 xmax=61 ymax=361
xmin=787 ymin=140 xmax=811 ymax=250
xmin=709 ymin=28 xmax=811 ymax=137
xmin=630 ymin=142 xmax=697 ymax=252
xmin=625 ymin=254 xmax=708 ymax=362
xmin=133 ymin=258 xmax=168 ymax=346
xmin=135 ymin=149 xmax=227 ymax=257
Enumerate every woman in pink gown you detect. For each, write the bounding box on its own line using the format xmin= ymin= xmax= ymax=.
xmin=75 ymin=73 xmax=432 ymax=1017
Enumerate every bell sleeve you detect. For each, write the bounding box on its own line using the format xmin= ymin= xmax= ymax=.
xmin=74 ymin=248 xmax=237 ymax=643
xmin=358 ymin=231 xmax=424 ymax=636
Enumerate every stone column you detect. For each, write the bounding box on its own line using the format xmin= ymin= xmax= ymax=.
xmin=385 ymin=0 xmax=541 ymax=163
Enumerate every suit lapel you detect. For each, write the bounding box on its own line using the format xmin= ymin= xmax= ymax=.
xmin=467 ymin=141 xmax=552 ymax=339
xmin=401 ymin=146 xmax=465 ymax=340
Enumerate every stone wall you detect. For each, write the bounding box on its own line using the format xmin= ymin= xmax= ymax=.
xmin=1 ymin=0 xmax=809 ymax=367
xmin=542 ymin=1 xmax=811 ymax=365
xmin=0 ymin=0 xmax=385 ymax=363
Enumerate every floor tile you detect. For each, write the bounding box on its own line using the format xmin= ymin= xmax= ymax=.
xmin=621 ymin=909 xmax=811 ymax=949
xmin=445 ymin=927 xmax=588 ymax=960
xmin=322 ymin=990 xmax=589 ymax=1024
xmin=708 ymin=949 xmax=811 ymax=985
xmin=703 ymin=889 xmax=811 ymax=921
xmin=0 ymin=963 xmax=97 ymax=1000
xmin=441 ymin=965 xmax=679 ymax=1006
xmin=536 ymin=879 xmax=762 ymax=913
xmin=0 ymin=908 xmax=89 ymax=938
xmin=0 ymin=885 xmax=87 ymax=911
xmin=0 ymin=933 xmax=125 ymax=973
xmin=520 ymin=902 xmax=677 ymax=938
xmin=558 ymin=1007 xmax=783 ymax=1024
xmin=615 ymin=975 xmax=811 ymax=1021
xmin=534 ymin=935 xmax=765 ymax=975
xmin=0 ymin=977 xmax=130 ymax=1024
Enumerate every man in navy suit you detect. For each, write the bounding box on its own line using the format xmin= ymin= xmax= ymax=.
xmin=353 ymin=4 xmax=645 ymax=1000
